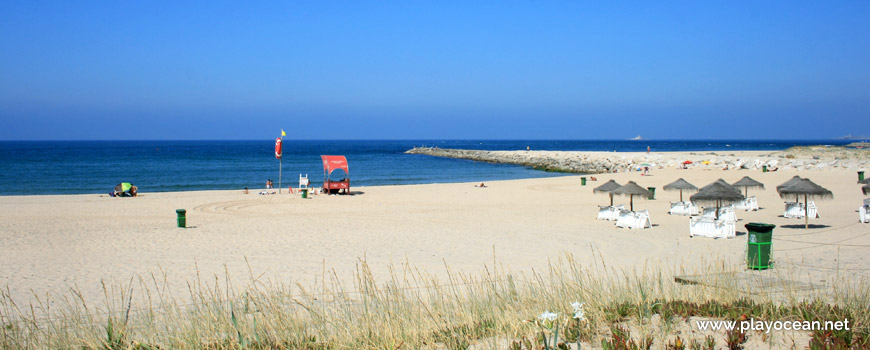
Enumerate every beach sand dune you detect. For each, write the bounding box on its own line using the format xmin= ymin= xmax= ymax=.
xmin=0 ymin=151 xmax=867 ymax=306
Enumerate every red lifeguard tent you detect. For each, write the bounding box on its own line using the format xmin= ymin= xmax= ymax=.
xmin=321 ymin=155 xmax=350 ymax=194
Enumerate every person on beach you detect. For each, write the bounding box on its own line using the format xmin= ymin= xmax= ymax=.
xmin=130 ymin=185 xmax=138 ymax=197
xmin=266 ymin=179 xmax=273 ymax=189
xmin=476 ymin=183 xmax=487 ymax=188
xmin=244 ymin=187 xmax=249 ymax=194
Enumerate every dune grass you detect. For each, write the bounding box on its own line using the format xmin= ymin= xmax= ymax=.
xmin=1 ymin=255 xmax=868 ymax=349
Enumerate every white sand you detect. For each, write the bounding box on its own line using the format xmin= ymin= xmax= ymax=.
xmin=0 ymin=151 xmax=868 ymax=306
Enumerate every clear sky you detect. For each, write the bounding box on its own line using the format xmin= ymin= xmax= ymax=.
xmin=1 ymin=1 xmax=868 ymax=140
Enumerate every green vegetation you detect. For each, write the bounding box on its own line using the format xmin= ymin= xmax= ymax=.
xmin=1 ymin=256 xmax=867 ymax=349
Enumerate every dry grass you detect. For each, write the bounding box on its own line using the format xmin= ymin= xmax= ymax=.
xmin=1 ymin=255 xmax=868 ymax=349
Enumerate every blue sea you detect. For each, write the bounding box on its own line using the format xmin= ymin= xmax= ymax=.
xmin=0 ymin=140 xmax=852 ymax=195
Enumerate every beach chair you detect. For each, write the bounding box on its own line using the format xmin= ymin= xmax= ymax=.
xmin=701 ymin=207 xmax=717 ymax=219
xmin=685 ymin=201 xmax=700 ymax=216
xmin=719 ymin=205 xmax=737 ymax=222
xmin=784 ymin=202 xmax=803 ymax=218
xmin=860 ymin=206 xmax=870 ymax=223
xmin=607 ymin=205 xmax=625 ymax=221
xmin=689 ymin=217 xmax=734 ymax=238
xmin=735 ymin=196 xmax=759 ymax=211
xmin=615 ymin=210 xmax=634 ymax=228
xmin=807 ymin=201 xmax=820 ymax=219
xmin=633 ymin=210 xmax=652 ymax=229
xmin=720 ymin=219 xmax=736 ymax=238
xmin=597 ymin=205 xmax=611 ymax=220
xmin=669 ymin=202 xmax=688 ymax=216
xmin=689 ymin=217 xmax=717 ymax=237
xmin=747 ymin=197 xmax=759 ymax=211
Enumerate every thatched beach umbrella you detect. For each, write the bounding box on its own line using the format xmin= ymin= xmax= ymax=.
xmin=593 ymin=180 xmax=621 ymax=206
xmin=777 ymin=176 xmax=803 ymax=201
xmin=690 ymin=181 xmax=745 ymax=220
xmin=779 ymin=178 xmax=833 ymax=229
xmin=663 ymin=178 xmax=697 ymax=202
xmin=714 ymin=179 xmax=742 ymax=194
xmin=863 ymin=185 xmax=870 ymax=195
xmin=732 ymin=176 xmax=765 ymax=197
xmin=611 ymin=181 xmax=649 ymax=211
xmin=859 ymin=178 xmax=870 ymax=185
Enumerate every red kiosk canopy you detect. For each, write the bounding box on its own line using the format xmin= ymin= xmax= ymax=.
xmin=321 ymin=155 xmax=350 ymax=191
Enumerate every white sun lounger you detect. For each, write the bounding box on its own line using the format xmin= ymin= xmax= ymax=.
xmin=689 ymin=217 xmax=736 ymax=238
xmin=597 ymin=205 xmax=625 ymax=221
xmin=785 ymin=201 xmax=820 ymax=219
xmin=784 ymin=202 xmax=803 ymax=218
xmin=734 ymin=196 xmax=759 ymax=211
xmin=669 ymin=201 xmax=698 ymax=216
xmin=807 ymin=201 xmax=820 ymax=219
xmin=860 ymin=206 xmax=870 ymax=223
xmin=615 ymin=210 xmax=651 ymax=229
xmin=701 ymin=205 xmax=736 ymax=222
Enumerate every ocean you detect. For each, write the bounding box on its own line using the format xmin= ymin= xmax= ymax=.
xmin=0 ymin=140 xmax=850 ymax=195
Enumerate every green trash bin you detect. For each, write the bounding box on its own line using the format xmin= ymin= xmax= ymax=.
xmin=762 ymin=165 xmax=768 ymax=173
xmin=647 ymin=187 xmax=656 ymax=200
xmin=176 ymin=209 xmax=186 ymax=228
xmin=859 ymin=171 xmax=865 ymax=182
xmin=301 ymin=189 xmax=309 ymax=199
xmin=746 ymin=223 xmax=776 ymax=270
xmin=581 ymin=177 xmax=586 ymax=186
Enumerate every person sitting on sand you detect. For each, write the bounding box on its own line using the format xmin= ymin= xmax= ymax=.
xmin=130 ymin=185 xmax=138 ymax=197
xmin=244 ymin=187 xmax=249 ymax=194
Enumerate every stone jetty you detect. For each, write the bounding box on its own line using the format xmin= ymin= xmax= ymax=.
xmin=405 ymin=147 xmax=869 ymax=174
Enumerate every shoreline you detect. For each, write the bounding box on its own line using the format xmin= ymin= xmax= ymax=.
xmin=5 ymin=147 xmax=866 ymax=197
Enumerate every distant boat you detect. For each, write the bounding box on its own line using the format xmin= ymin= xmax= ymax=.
xmin=629 ymin=135 xmax=644 ymax=140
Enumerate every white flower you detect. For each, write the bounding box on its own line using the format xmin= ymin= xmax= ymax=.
xmin=571 ymin=302 xmax=586 ymax=320
xmin=538 ymin=311 xmax=558 ymax=322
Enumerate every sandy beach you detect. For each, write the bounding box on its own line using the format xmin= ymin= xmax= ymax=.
xmin=1 ymin=150 xmax=868 ymax=308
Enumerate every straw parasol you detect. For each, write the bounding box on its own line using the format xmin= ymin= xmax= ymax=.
xmin=593 ymin=180 xmax=621 ymax=206
xmin=732 ymin=176 xmax=765 ymax=197
xmin=863 ymin=185 xmax=870 ymax=195
xmin=663 ymin=178 xmax=697 ymax=202
xmin=777 ymin=176 xmax=804 ymax=201
xmin=690 ymin=181 xmax=745 ymax=220
xmin=779 ymin=178 xmax=833 ymax=229
xmin=859 ymin=178 xmax=870 ymax=185
xmin=610 ymin=181 xmax=650 ymax=211
xmin=714 ymin=179 xmax=742 ymax=195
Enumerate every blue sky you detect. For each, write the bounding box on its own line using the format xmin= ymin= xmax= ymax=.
xmin=1 ymin=1 xmax=868 ymax=140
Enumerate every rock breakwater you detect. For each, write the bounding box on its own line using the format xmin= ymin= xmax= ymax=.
xmin=405 ymin=147 xmax=869 ymax=174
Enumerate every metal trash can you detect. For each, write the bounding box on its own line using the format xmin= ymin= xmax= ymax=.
xmin=176 ymin=209 xmax=186 ymax=228
xmin=859 ymin=171 xmax=865 ymax=182
xmin=762 ymin=165 xmax=768 ymax=173
xmin=647 ymin=187 xmax=656 ymax=200
xmin=301 ymin=189 xmax=309 ymax=199
xmin=581 ymin=177 xmax=586 ymax=186
xmin=746 ymin=223 xmax=775 ymax=270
